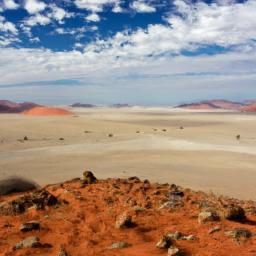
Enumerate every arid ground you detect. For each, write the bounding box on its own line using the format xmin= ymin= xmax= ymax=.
xmin=0 ymin=107 xmax=256 ymax=200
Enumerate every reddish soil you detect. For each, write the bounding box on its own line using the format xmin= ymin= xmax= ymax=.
xmin=22 ymin=107 xmax=73 ymax=116
xmin=0 ymin=175 xmax=256 ymax=256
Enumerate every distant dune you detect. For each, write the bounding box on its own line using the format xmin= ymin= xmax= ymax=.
xmin=23 ymin=106 xmax=73 ymax=116
xmin=0 ymin=100 xmax=40 ymax=113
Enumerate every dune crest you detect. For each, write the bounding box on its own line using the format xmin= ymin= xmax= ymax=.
xmin=23 ymin=106 xmax=73 ymax=116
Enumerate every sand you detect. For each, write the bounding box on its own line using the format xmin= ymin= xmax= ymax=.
xmin=0 ymin=107 xmax=256 ymax=200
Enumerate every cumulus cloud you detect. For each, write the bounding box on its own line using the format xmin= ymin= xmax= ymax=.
xmin=81 ymin=0 xmax=256 ymax=59
xmin=0 ymin=0 xmax=256 ymax=104
xmin=24 ymin=13 xmax=50 ymax=26
xmin=3 ymin=0 xmax=19 ymax=10
xmin=85 ymin=13 xmax=100 ymax=22
xmin=49 ymin=4 xmax=73 ymax=23
xmin=0 ymin=15 xmax=17 ymax=34
xmin=75 ymin=0 xmax=121 ymax=12
xmin=24 ymin=0 xmax=46 ymax=14
xmin=131 ymin=1 xmax=156 ymax=13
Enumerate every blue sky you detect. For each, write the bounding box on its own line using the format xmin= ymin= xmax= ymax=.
xmin=0 ymin=0 xmax=256 ymax=105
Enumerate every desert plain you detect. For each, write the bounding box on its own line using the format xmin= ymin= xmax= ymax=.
xmin=0 ymin=107 xmax=256 ymax=200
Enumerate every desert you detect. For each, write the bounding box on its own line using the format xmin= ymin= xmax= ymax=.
xmin=0 ymin=106 xmax=256 ymax=200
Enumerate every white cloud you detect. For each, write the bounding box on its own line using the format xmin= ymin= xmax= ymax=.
xmin=82 ymin=0 xmax=256 ymax=59
xmin=48 ymin=4 xmax=73 ymax=23
xmin=24 ymin=0 xmax=46 ymax=14
xmin=112 ymin=3 xmax=122 ymax=13
xmin=131 ymin=1 xmax=156 ymax=13
xmin=0 ymin=0 xmax=256 ymax=104
xmin=24 ymin=13 xmax=50 ymax=26
xmin=3 ymin=0 xmax=19 ymax=10
xmin=85 ymin=13 xmax=100 ymax=22
xmin=75 ymin=0 xmax=121 ymax=12
xmin=0 ymin=15 xmax=17 ymax=34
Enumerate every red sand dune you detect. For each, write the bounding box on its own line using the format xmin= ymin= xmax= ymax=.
xmin=240 ymin=103 xmax=256 ymax=112
xmin=23 ymin=106 xmax=73 ymax=116
xmin=0 ymin=173 xmax=256 ymax=255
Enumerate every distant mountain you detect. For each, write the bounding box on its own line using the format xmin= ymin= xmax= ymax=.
xmin=243 ymin=100 xmax=256 ymax=105
xmin=112 ymin=103 xmax=130 ymax=108
xmin=71 ymin=103 xmax=97 ymax=108
xmin=177 ymin=100 xmax=244 ymax=110
xmin=0 ymin=100 xmax=40 ymax=113
xmin=177 ymin=102 xmax=221 ymax=110
xmin=240 ymin=103 xmax=256 ymax=112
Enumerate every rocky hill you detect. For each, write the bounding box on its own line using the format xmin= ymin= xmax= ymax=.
xmin=0 ymin=100 xmax=40 ymax=113
xmin=0 ymin=172 xmax=255 ymax=255
xmin=177 ymin=100 xmax=245 ymax=110
xmin=70 ymin=103 xmax=97 ymax=108
xmin=240 ymin=103 xmax=256 ymax=112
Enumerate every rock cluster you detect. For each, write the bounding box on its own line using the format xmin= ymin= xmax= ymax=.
xmin=0 ymin=189 xmax=58 ymax=215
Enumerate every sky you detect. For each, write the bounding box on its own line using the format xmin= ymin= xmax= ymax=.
xmin=0 ymin=0 xmax=256 ymax=105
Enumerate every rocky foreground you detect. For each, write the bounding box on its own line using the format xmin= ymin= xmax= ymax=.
xmin=0 ymin=172 xmax=256 ymax=256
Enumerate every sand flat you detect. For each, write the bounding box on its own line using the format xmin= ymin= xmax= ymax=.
xmin=0 ymin=108 xmax=256 ymax=200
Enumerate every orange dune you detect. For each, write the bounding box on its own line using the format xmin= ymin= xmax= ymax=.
xmin=23 ymin=106 xmax=73 ymax=116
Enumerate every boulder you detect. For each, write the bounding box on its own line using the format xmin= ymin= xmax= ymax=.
xmin=225 ymin=228 xmax=252 ymax=239
xmin=198 ymin=210 xmax=219 ymax=224
xmin=108 ymin=242 xmax=130 ymax=249
xmin=156 ymin=235 xmax=172 ymax=249
xmin=217 ymin=204 xmax=245 ymax=221
xmin=0 ymin=189 xmax=58 ymax=215
xmin=58 ymin=245 xmax=69 ymax=256
xmin=14 ymin=236 xmax=41 ymax=249
xmin=20 ymin=221 xmax=40 ymax=232
xmin=115 ymin=213 xmax=134 ymax=229
xmin=82 ymin=171 xmax=97 ymax=184
xmin=167 ymin=246 xmax=180 ymax=256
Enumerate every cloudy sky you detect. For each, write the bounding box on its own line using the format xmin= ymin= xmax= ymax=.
xmin=0 ymin=0 xmax=256 ymax=105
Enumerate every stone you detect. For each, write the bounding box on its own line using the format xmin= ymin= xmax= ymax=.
xmin=225 ymin=228 xmax=252 ymax=239
xmin=115 ymin=213 xmax=134 ymax=229
xmin=0 ymin=189 xmax=58 ymax=215
xmin=198 ymin=210 xmax=219 ymax=224
xmin=182 ymin=235 xmax=197 ymax=241
xmin=156 ymin=235 xmax=172 ymax=249
xmin=58 ymin=245 xmax=69 ymax=256
xmin=167 ymin=246 xmax=180 ymax=256
xmin=209 ymin=226 xmax=221 ymax=234
xmin=20 ymin=221 xmax=40 ymax=232
xmin=82 ymin=171 xmax=97 ymax=184
xmin=108 ymin=242 xmax=130 ymax=249
xmin=127 ymin=176 xmax=140 ymax=183
xmin=217 ymin=205 xmax=245 ymax=221
xmin=14 ymin=236 xmax=41 ymax=249
xmin=166 ymin=231 xmax=182 ymax=240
